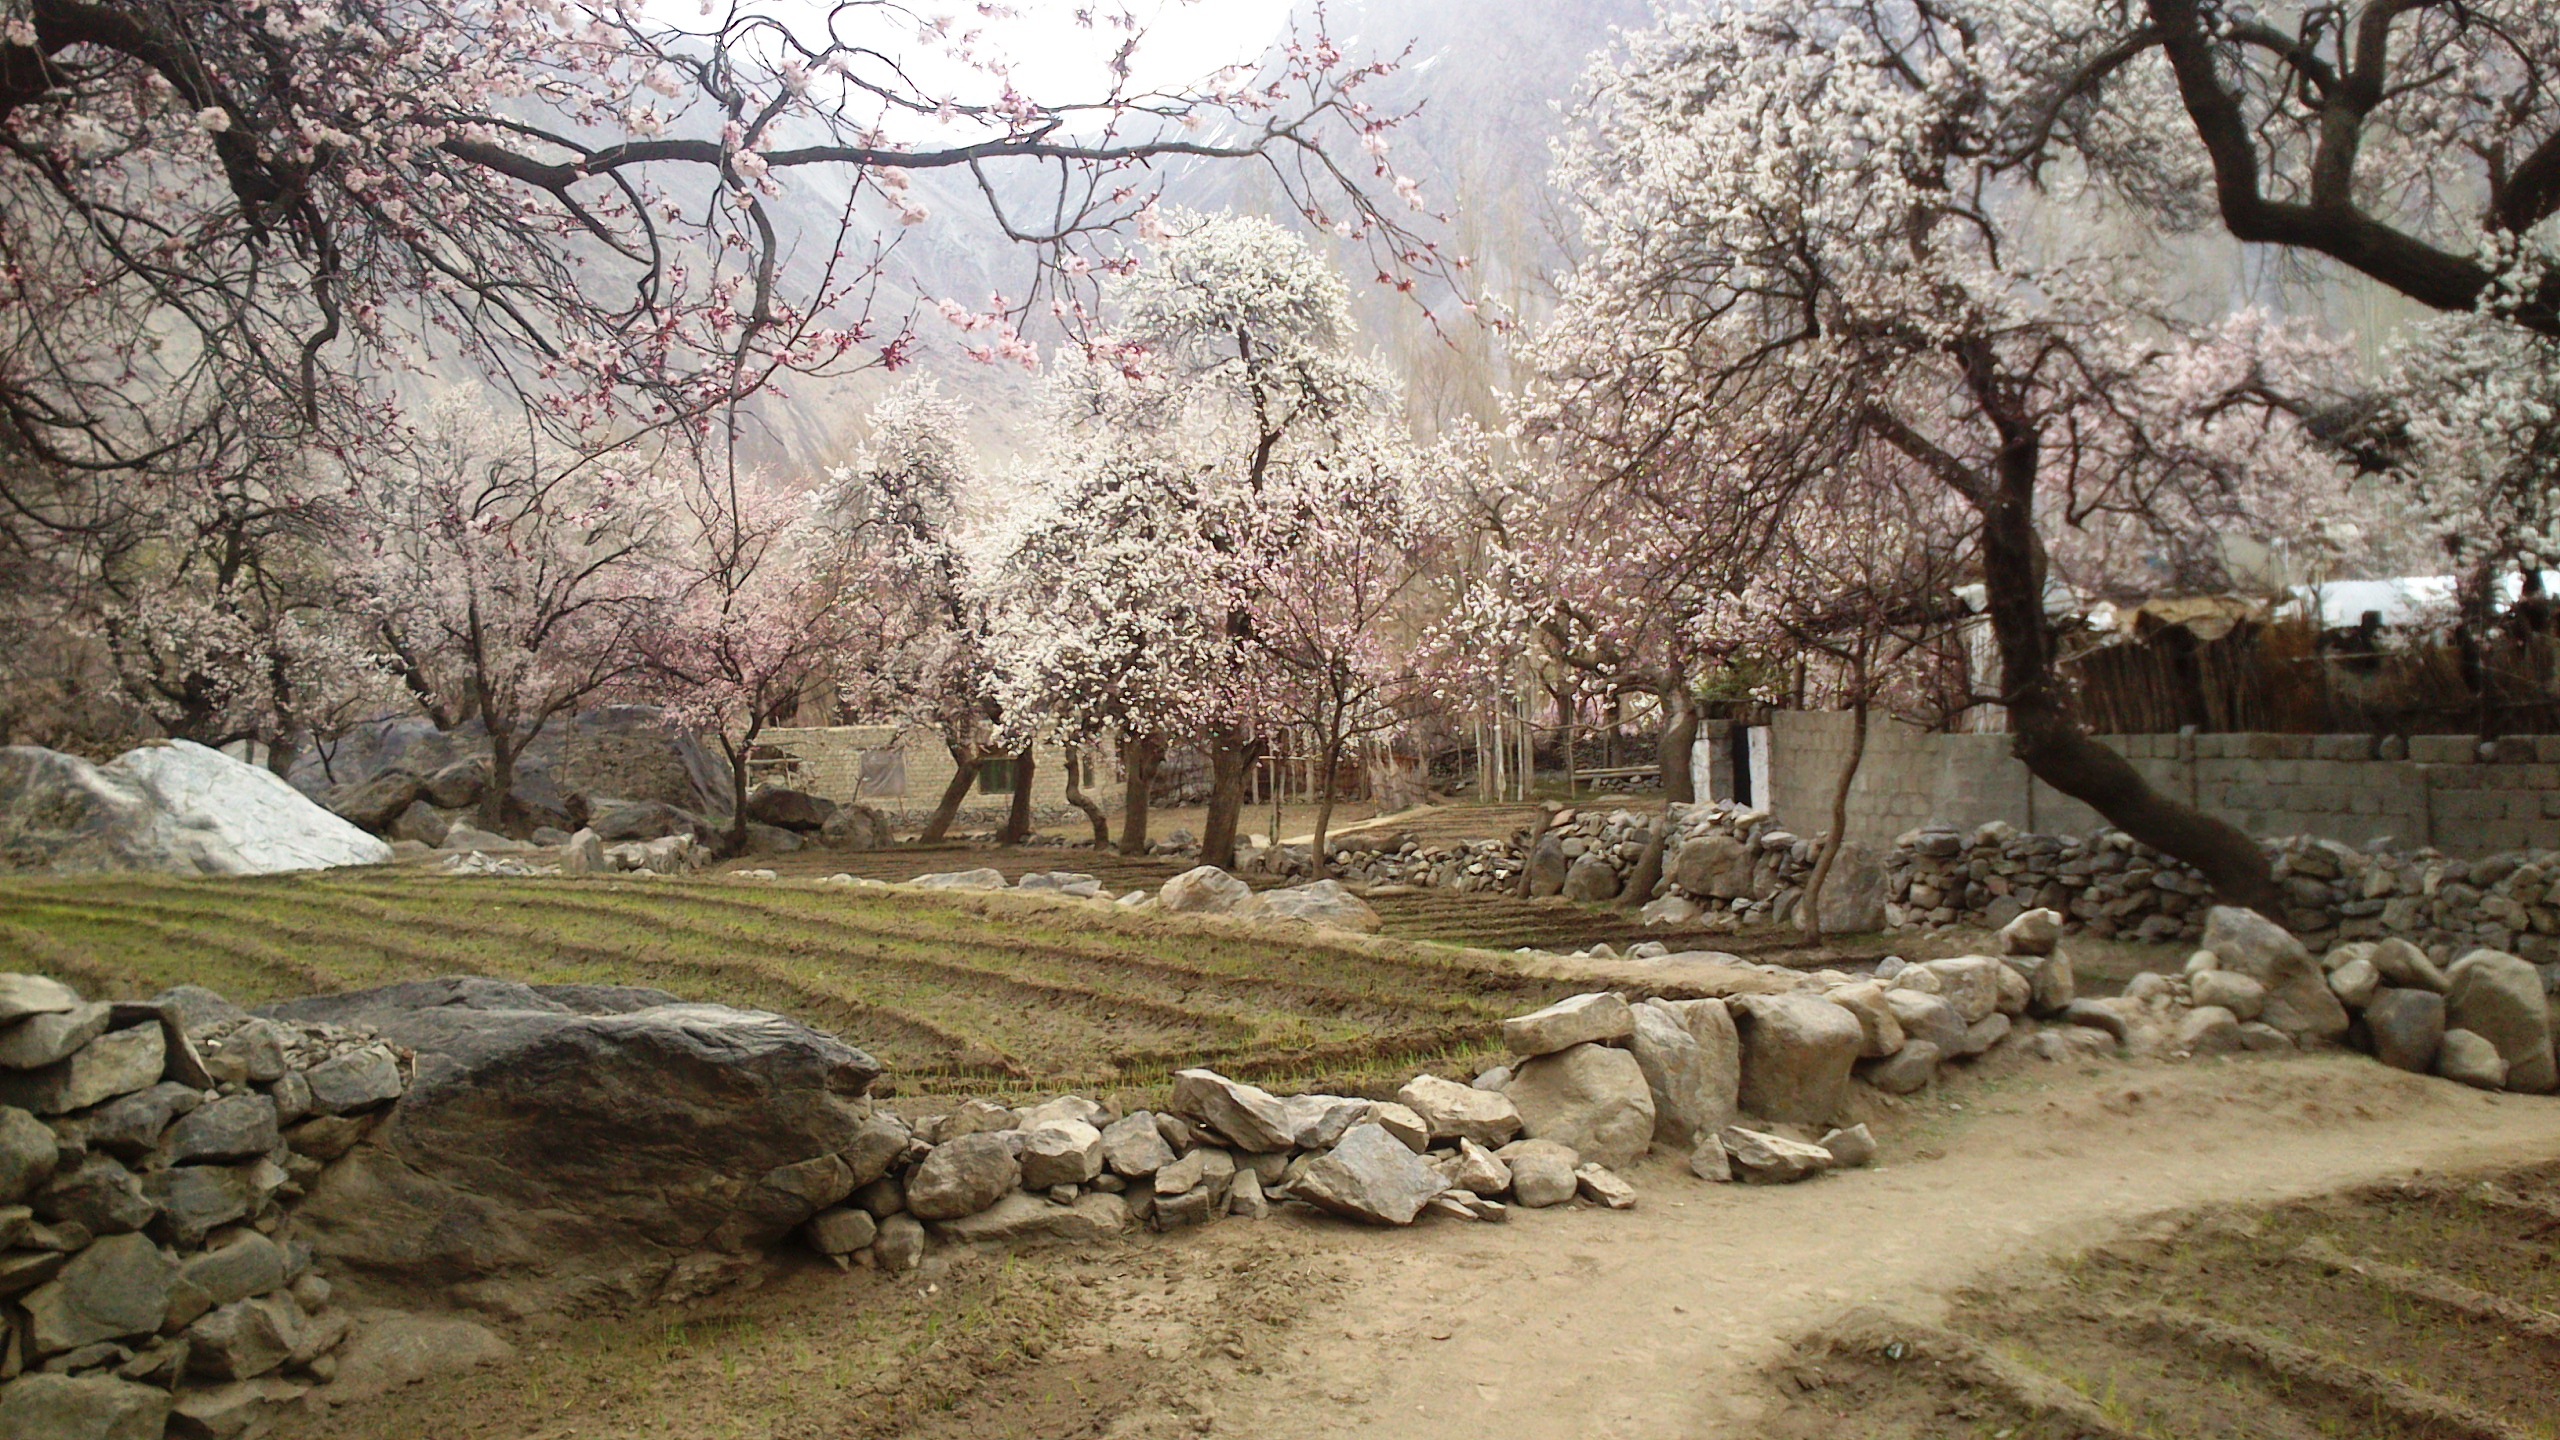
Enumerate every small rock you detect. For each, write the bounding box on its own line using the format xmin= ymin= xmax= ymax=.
xmin=1687 ymin=1133 xmax=1733 ymax=1183
xmin=803 ymin=1207 xmax=877 ymax=1257
xmin=2191 ymin=970 xmax=2266 ymax=1021
xmin=2327 ymin=957 xmax=2382 ymax=1010
xmin=1996 ymin=907 xmax=2063 ymax=956
xmin=1279 ymin=1093 xmax=1372 ymax=1150
xmin=36 ymin=1156 xmax=156 ymax=1235
xmin=932 ymin=1192 xmax=1127 ymax=1246
xmin=165 ymin=1094 xmax=280 ymax=1165
xmin=904 ymin=1133 xmax=1020 ymax=1221
xmin=1099 ymin=1111 xmax=1176 ymax=1178
xmin=1721 ymin=1126 xmax=1833 ymax=1185
xmin=2435 ymin=1028 xmax=2509 ymax=1090
xmin=1393 ymin=1075 xmax=1522 ymax=1147
xmin=0 ymin=975 xmax=86 ymax=1024
xmin=303 ymin=1045 xmax=404 ymax=1114
xmin=1 ymin=1103 xmax=63 ymax=1202
xmin=325 ymin=1312 xmax=513 ymax=1402
xmin=0 ymin=1373 xmax=170 ymax=1440
xmin=1824 ymin=983 xmax=1906 ymax=1060
xmin=185 ymin=1295 xmax=305 ymax=1381
xmin=1857 ymin=1040 xmax=1940 ymax=1095
xmin=1227 ymin=1168 xmax=1269 ymax=1219
xmin=1446 ymin=1139 xmax=1510 ymax=1196
xmin=1817 ymin=1123 xmax=1877 ymax=1169
xmin=1366 ymin=1102 xmax=1431 ymax=1153
xmin=1574 ymin=1164 xmax=1636 ymax=1209
xmin=2176 ymin=1006 xmax=2246 ymax=1056
xmin=873 ymin=1213 xmax=926 ymax=1271
xmin=1016 ymin=1120 xmax=1104 ymax=1191
xmin=2444 ymin=950 xmax=2555 ymax=1093
xmin=1492 ymin=1138 xmax=1579 ymax=1208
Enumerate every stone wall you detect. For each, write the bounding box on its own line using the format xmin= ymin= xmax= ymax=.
xmin=1770 ymin=712 xmax=2560 ymax=859
xmin=756 ymin=726 xmax=1120 ymax=825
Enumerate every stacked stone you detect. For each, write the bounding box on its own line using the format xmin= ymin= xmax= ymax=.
xmin=0 ymin=975 xmax=407 ymax=1440
xmin=1887 ymin=823 xmax=2560 ymax=966
xmin=2105 ymin=908 xmax=2559 ymax=1094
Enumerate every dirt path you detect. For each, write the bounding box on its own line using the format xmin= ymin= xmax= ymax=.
xmin=1159 ymin=1055 xmax=2560 ymax=1440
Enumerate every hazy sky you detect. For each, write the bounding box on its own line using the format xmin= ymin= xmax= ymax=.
xmin=952 ymin=0 xmax=1300 ymax=95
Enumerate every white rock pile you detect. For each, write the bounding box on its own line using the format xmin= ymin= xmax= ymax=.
xmin=0 ymin=974 xmax=421 ymax=1439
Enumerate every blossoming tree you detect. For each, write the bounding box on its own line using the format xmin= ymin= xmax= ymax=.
xmin=1532 ymin=0 xmax=2369 ymax=912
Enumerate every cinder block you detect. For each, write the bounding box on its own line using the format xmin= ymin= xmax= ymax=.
xmin=2409 ymin=735 xmax=2476 ymax=764
xmin=2195 ymin=734 xmax=2238 ymax=760
xmin=2491 ymin=736 xmax=2539 ymax=766
xmin=2311 ymin=734 xmax=2366 ymax=762
xmin=2538 ymin=735 xmax=2560 ymax=765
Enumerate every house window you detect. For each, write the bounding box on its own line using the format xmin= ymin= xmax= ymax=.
xmin=977 ymin=755 xmax=1019 ymax=794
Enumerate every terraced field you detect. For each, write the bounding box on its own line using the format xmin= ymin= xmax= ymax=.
xmin=1768 ymin=1162 xmax=2560 ymax=1439
xmin=0 ymin=872 xmax=1580 ymax=1099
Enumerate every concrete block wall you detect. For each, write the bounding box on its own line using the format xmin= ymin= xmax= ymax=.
xmin=1771 ymin=712 xmax=2560 ymax=858
xmin=756 ymin=725 xmax=1119 ymax=824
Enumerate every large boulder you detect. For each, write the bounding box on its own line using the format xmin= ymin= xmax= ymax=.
xmin=906 ymin=1133 xmax=1022 ymax=1221
xmin=2363 ymin=988 xmax=2445 ymax=1075
xmin=297 ymin=706 xmax=731 ymax=822
xmin=1523 ymin=837 xmax=1571 ymax=897
xmin=2202 ymin=907 xmax=2349 ymax=1043
xmin=1167 ymin=1069 xmax=1295 ymax=1153
xmin=1731 ymin=993 xmax=1862 ymax=1125
xmin=1668 ymin=834 xmax=1751 ymax=899
xmin=1653 ymin=997 xmax=1742 ymax=1136
xmin=1625 ymin=1000 xmax=1716 ymax=1150
xmin=326 ymin=772 xmax=422 ymax=833
xmin=1812 ymin=843 xmax=1887 ymax=933
xmin=2443 ymin=949 xmax=2556 ymax=1094
xmin=818 ymin=805 xmax=892 ymax=851
xmin=1291 ymin=1123 xmax=1445 ymax=1226
xmin=267 ymin=978 xmax=882 ymax=1311
xmin=745 ymin=787 xmax=837 ymax=832
xmin=2 ymin=741 xmax=390 ymax=876
xmin=1257 ymin=880 xmax=1382 ymax=933
xmin=1504 ymin=1042 xmax=1655 ymax=1170
xmin=1502 ymin=992 xmax=1635 ymax=1057
xmin=1560 ymin=855 xmax=1621 ymax=903
xmin=588 ymin=800 xmax=706 ymax=843
xmin=1159 ymin=866 xmax=1265 ymax=917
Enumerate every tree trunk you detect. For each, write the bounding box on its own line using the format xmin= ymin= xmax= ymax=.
xmin=1062 ymin=745 xmax=1111 ymax=848
xmin=480 ymin=730 xmax=518 ymax=835
xmin=921 ymin=741 xmax=982 ymax=843
xmin=1799 ymin=698 xmax=1868 ymax=944
xmin=1200 ymin=724 xmax=1262 ymax=870
xmin=721 ymin=734 xmax=753 ymax=857
xmin=997 ymin=744 xmax=1036 ymax=844
xmin=1309 ymin=732 xmax=1343 ymax=881
xmin=1975 ymin=431 xmax=2284 ymax=915
xmin=1119 ymin=733 xmax=1158 ymax=855
xmin=1657 ymin=676 xmax=1698 ymax=803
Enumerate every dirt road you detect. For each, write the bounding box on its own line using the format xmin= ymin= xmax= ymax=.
xmin=1162 ymin=1054 xmax=2560 ymax=1440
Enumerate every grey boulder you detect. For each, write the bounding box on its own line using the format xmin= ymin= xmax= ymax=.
xmin=1291 ymin=1124 xmax=1445 ymax=1226
xmin=2443 ymin=949 xmax=2555 ymax=1093
xmin=1501 ymin=992 xmax=1634 ymax=1057
xmin=1722 ymin=1126 xmax=1834 ymax=1185
xmin=904 ymin=1133 xmax=1022 ymax=1222
xmin=2363 ymin=988 xmax=2446 ymax=1075
xmin=2202 ymin=907 xmax=2349 ymax=1043
xmin=1168 ymin=1068 xmax=1295 ymax=1153
xmin=1393 ymin=1074 xmax=1521 ymax=1148
xmin=0 ymin=1374 xmax=170 ymax=1440
xmin=269 ymin=978 xmax=881 ymax=1309
xmin=1505 ymin=1042 xmax=1655 ymax=1170
xmin=1732 ymin=993 xmax=1862 ymax=1125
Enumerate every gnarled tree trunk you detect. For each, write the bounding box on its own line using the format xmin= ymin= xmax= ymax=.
xmin=1062 ymin=745 xmax=1111 ymax=848
xmin=1975 ymin=430 xmax=2283 ymax=915
xmin=1798 ymin=697 xmax=1868 ymax=944
xmin=920 ymin=740 xmax=983 ymax=843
